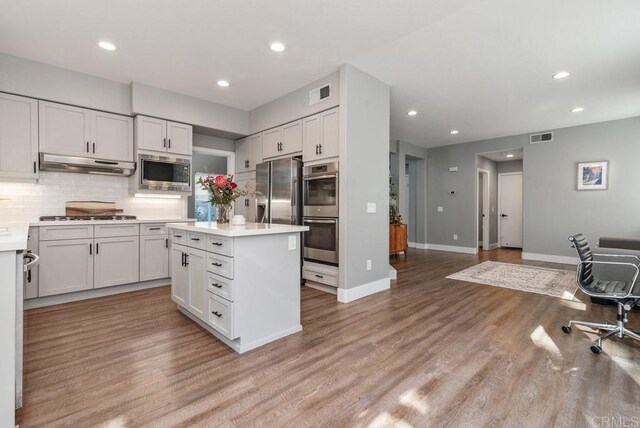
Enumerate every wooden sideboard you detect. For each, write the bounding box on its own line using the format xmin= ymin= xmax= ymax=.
xmin=389 ymin=223 xmax=408 ymax=255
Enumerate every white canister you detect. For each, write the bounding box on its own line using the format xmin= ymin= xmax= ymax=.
xmin=231 ymin=215 xmax=246 ymax=225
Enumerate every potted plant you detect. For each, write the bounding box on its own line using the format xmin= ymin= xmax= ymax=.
xmin=389 ymin=174 xmax=407 ymax=254
xmin=196 ymin=174 xmax=253 ymax=224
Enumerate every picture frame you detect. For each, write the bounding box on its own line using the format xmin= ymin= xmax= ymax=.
xmin=577 ymin=161 xmax=608 ymax=191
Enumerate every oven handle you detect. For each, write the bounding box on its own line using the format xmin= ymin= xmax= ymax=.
xmin=303 ymin=174 xmax=337 ymax=181
xmin=304 ymin=219 xmax=338 ymax=224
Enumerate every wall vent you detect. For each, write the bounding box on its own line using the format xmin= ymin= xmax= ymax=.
xmin=529 ymin=132 xmax=553 ymax=144
xmin=309 ymin=84 xmax=331 ymax=105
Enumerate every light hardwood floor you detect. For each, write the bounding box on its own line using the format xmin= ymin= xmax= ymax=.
xmin=17 ymin=248 xmax=640 ymax=427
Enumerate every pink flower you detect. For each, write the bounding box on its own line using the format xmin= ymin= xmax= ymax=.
xmin=214 ymin=175 xmax=227 ymax=188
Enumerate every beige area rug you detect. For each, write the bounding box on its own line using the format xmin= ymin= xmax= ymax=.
xmin=447 ymin=261 xmax=578 ymax=300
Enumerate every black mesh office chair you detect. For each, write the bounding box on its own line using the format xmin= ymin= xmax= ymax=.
xmin=563 ymin=234 xmax=640 ymax=354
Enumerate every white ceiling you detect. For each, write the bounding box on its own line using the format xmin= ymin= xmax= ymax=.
xmin=1 ymin=0 xmax=639 ymax=148
xmin=480 ymin=148 xmax=523 ymax=163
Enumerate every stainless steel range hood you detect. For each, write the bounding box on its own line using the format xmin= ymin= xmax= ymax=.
xmin=39 ymin=153 xmax=136 ymax=177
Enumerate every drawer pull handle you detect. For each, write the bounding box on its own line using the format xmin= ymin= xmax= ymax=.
xmin=211 ymin=242 xmax=223 ymax=246
xmin=191 ymin=237 xmax=200 ymax=241
xmin=174 ymin=234 xmax=182 ymax=238
xmin=315 ymin=274 xmax=324 ymax=279
xmin=149 ymin=227 xmax=161 ymax=230
xmin=211 ymin=283 xmax=223 ymax=288
xmin=211 ymin=262 xmax=223 ymax=267
xmin=212 ymin=311 xmax=223 ymax=318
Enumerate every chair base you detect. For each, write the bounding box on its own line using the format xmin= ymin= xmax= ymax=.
xmin=562 ymin=302 xmax=640 ymax=354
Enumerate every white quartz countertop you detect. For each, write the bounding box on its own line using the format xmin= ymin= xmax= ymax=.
xmin=167 ymin=221 xmax=309 ymax=237
xmin=0 ymin=222 xmax=30 ymax=252
xmin=32 ymin=218 xmax=192 ymax=226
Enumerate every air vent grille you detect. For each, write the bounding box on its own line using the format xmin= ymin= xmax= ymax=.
xmin=529 ymin=132 xmax=553 ymax=144
xmin=309 ymin=84 xmax=331 ymax=105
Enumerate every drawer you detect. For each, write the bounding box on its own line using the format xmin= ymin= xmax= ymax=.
xmin=207 ymin=272 xmax=234 ymax=301
xmin=95 ymin=223 xmax=139 ymax=238
xmin=207 ymin=234 xmax=234 ymax=257
xmin=141 ymin=223 xmax=167 ymax=236
xmin=206 ymin=253 xmax=234 ymax=279
xmin=303 ymin=266 xmax=338 ymax=287
xmin=39 ymin=225 xmax=94 ymax=241
xmin=171 ymin=229 xmax=187 ymax=245
xmin=187 ymin=231 xmax=206 ymax=250
xmin=207 ymin=292 xmax=236 ymax=339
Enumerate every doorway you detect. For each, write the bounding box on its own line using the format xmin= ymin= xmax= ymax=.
xmin=188 ymin=147 xmax=235 ymax=220
xmin=477 ymin=169 xmax=490 ymax=250
xmin=498 ymin=172 xmax=523 ymax=248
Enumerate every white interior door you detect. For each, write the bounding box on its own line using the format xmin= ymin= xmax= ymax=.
xmin=499 ymin=173 xmax=523 ymax=248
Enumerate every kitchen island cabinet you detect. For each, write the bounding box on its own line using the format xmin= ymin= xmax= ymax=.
xmin=167 ymin=221 xmax=308 ymax=353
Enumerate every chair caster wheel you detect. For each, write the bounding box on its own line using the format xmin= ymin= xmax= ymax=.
xmin=590 ymin=345 xmax=602 ymax=354
xmin=562 ymin=325 xmax=572 ymax=334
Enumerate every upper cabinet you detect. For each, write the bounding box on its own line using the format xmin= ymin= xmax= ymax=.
xmin=39 ymin=101 xmax=133 ymax=162
xmin=303 ymin=107 xmax=339 ymax=161
xmin=135 ymin=115 xmax=192 ymax=156
xmin=0 ymin=93 xmax=38 ymax=179
xmin=235 ymin=133 xmax=262 ymax=172
xmin=262 ymin=119 xmax=303 ymax=159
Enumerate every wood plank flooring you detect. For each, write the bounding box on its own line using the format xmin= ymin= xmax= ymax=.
xmin=17 ymin=248 xmax=640 ymax=427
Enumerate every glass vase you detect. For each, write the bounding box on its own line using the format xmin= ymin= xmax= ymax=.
xmin=216 ymin=204 xmax=231 ymax=224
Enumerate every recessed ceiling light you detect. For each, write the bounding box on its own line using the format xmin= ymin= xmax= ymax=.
xmin=407 ymin=110 xmax=417 ymax=116
xmin=571 ymin=107 xmax=584 ymax=113
xmin=270 ymin=42 xmax=286 ymax=52
xmin=506 ymin=153 xmax=514 ymax=158
xmin=98 ymin=41 xmax=117 ymax=51
xmin=450 ymin=130 xmax=459 ymax=134
xmin=553 ymin=71 xmax=570 ymax=79
xmin=217 ymin=80 xmax=230 ymax=87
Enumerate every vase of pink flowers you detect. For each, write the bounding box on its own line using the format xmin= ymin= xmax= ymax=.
xmin=196 ymin=174 xmax=252 ymax=224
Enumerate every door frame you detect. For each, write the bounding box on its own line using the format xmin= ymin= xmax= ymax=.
xmin=476 ymin=168 xmax=490 ymax=250
xmin=192 ymin=146 xmax=235 ymax=177
xmin=497 ymin=172 xmax=523 ymax=248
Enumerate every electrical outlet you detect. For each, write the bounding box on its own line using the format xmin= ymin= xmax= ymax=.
xmin=453 ymin=234 xmax=458 ymax=241
xmin=367 ymin=202 xmax=377 ymax=213
xmin=288 ymin=235 xmax=297 ymax=250
xmin=366 ymin=259 xmax=372 ymax=270
xmin=437 ymin=206 xmax=444 ymax=212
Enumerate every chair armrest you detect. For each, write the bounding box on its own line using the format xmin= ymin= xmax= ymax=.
xmin=577 ymin=260 xmax=640 ymax=298
xmin=593 ymin=253 xmax=640 ymax=263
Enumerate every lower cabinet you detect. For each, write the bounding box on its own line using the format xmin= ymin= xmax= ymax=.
xmin=171 ymin=244 xmax=188 ymax=306
xmin=207 ymin=292 xmax=236 ymax=339
xmin=140 ymin=235 xmax=169 ymax=281
xmin=171 ymin=244 xmax=207 ymax=321
xmin=94 ymin=236 xmax=140 ymax=289
xmin=39 ymin=239 xmax=94 ymax=297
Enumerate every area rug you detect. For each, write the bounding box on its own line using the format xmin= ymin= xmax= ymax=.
xmin=446 ymin=261 xmax=578 ymax=300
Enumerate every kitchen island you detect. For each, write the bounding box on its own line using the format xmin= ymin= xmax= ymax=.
xmin=166 ymin=221 xmax=308 ymax=353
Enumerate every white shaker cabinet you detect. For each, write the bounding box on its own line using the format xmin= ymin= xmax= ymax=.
xmin=236 ymin=133 xmax=263 ymax=173
xmin=0 ymin=93 xmax=38 ymax=179
xmin=187 ymin=247 xmax=207 ymax=321
xmin=234 ymin=173 xmax=257 ymax=222
xmin=39 ymin=101 xmax=91 ymax=158
xmin=262 ymin=127 xmax=282 ymax=159
xmin=38 ymin=239 xmax=94 ymax=297
xmin=262 ymin=120 xmax=302 ymax=159
xmin=91 ymin=111 xmax=134 ymax=162
xmin=135 ymin=115 xmax=192 ymax=156
xmin=94 ymin=236 xmax=140 ymax=289
xmin=303 ymin=107 xmax=339 ymax=161
xmin=166 ymin=121 xmax=193 ymax=156
xmin=140 ymin=235 xmax=169 ymax=281
xmin=171 ymin=244 xmax=189 ymax=306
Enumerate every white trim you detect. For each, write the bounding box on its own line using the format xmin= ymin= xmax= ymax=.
xmin=476 ymin=168 xmax=490 ymax=250
xmin=389 ymin=265 xmax=397 ymax=280
xmin=426 ymin=243 xmax=478 ymax=254
xmin=24 ymin=279 xmax=169 ymax=309
xmin=407 ymin=242 xmax=428 ymax=249
xmin=522 ymin=252 xmax=578 ymax=265
xmin=304 ymin=281 xmax=337 ymax=295
xmin=337 ymin=277 xmax=390 ymax=303
xmin=497 ymin=171 xmax=523 ymax=248
xmin=489 ymin=242 xmax=499 ymax=250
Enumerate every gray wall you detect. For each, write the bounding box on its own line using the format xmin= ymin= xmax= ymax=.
xmin=187 ymin=152 xmax=228 ymax=218
xmin=249 ymin=71 xmax=339 ymax=134
xmin=339 ymin=64 xmax=390 ymax=289
xmin=476 ymin=155 xmax=498 ymax=245
xmin=193 ymin=133 xmax=236 ymax=152
xmin=497 ymin=160 xmax=523 ymax=174
xmin=427 ymin=116 xmax=640 ymax=258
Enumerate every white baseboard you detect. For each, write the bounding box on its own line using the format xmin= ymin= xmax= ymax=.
xmin=304 ymin=281 xmax=337 ymax=295
xmin=337 ymin=277 xmax=390 ymax=303
xmin=489 ymin=242 xmax=499 ymax=250
xmin=389 ymin=265 xmax=397 ymax=280
xmin=522 ymin=252 xmax=578 ymax=265
xmin=24 ymin=279 xmax=169 ymax=309
xmin=425 ymin=243 xmax=478 ymax=254
xmin=408 ymin=242 xmax=428 ymax=250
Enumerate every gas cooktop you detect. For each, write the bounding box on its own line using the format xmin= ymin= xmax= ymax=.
xmin=39 ymin=215 xmax=138 ymax=221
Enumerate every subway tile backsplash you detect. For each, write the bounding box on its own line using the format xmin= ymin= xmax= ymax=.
xmin=0 ymin=172 xmax=185 ymax=222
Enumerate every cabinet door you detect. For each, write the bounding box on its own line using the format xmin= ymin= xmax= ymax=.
xmin=94 ymin=236 xmax=140 ymax=288
xmin=235 ymin=137 xmax=249 ymax=173
xmin=167 ymin=121 xmax=192 ymax=156
xmin=135 ymin=115 xmax=167 ymax=152
xmin=262 ymin=127 xmax=282 ymax=159
xmin=25 ymin=227 xmax=39 ymax=299
xmin=171 ymin=244 xmax=188 ymax=305
xmin=39 ymin=101 xmax=91 ymax=157
xmin=0 ymin=93 xmax=38 ymax=179
xmin=248 ymin=133 xmax=263 ymax=170
xmin=91 ymin=111 xmax=134 ymax=161
xmin=281 ymin=120 xmax=303 ymax=156
xmin=302 ymin=114 xmax=321 ymax=161
xmin=140 ymin=235 xmax=169 ymax=281
xmin=187 ymin=247 xmax=207 ymax=320
xmin=38 ymin=239 xmax=93 ymax=297
xmin=320 ymin=107 xmax=340 ymax=159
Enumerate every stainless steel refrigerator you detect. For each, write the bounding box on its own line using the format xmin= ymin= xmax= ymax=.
xmin=256 ymin=158 xmax=303 ymax=225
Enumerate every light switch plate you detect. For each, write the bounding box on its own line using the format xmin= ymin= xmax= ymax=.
xmin=288 ymin=235 xmax=297 ymax=250
xmin=437 ymin=206 xmax=444 ymax=212
xmin=453 ymin=234 xmax=458 ymax=240
xmin=367 ymin=202 xmax=377 ymax=213
xmin=366 ymin=259 xmax=372 ymax=270
xmin=449 ymin=166 xmax=459 ymax=172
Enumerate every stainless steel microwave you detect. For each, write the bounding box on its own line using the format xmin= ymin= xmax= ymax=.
xmin=138 ymin=154 xmax=191 ymax=193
